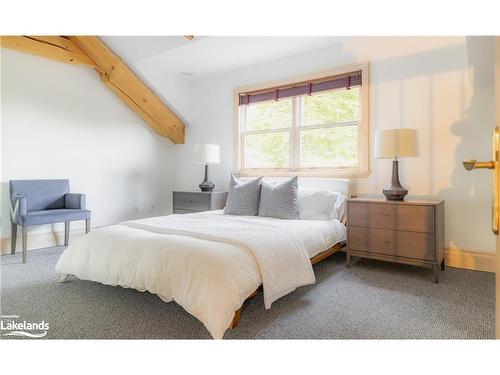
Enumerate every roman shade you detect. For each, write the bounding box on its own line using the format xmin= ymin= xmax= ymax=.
xmin=238 ymin=71 xmax=362 ymax=106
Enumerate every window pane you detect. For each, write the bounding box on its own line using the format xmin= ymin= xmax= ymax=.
xmin=245 ymin=99 xmax=292 ymax=131
xmin=300 ymin=126 xmax=358 ymax=168
xmin=245 ymin=132 xmax=290 ymax=168
xmin=303 ymin=88 xmax=360 ymax=126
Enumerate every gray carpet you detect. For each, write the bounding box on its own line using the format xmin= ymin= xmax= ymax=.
xmin=0 ymin=246 xmax=494 ymax=339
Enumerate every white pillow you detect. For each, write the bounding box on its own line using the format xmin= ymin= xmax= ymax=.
xmin=298 ymin=188 xmax=346 ymax=221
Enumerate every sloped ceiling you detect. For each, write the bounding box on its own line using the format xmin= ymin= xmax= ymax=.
xmin=100 ymin=36 xmax=344 ymax=79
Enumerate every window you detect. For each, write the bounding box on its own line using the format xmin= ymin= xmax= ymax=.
xmin=234 ymin=64 xmax=369 ymax=177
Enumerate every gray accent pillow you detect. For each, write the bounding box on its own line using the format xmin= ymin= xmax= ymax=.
xmin=258 ymin=177 xmax=299 ymax=219
xmin=223 ymin=175 xmax=262 ymax=216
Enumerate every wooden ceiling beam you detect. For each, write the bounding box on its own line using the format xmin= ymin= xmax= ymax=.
xmin=69 ymin=36 xmax=185 ymax=144
xmin=0 ymin=35 xmax=185 ymax=144
xmin=99 ymin=72 xmax=177 ymax=139
xmin=0 ymin=36 xmax=97 ymax=68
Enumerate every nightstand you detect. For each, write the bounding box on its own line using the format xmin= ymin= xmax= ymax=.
xmin=346 ymin=198 xmax=445 ymax=283
xmin=172 ymin=191 xmax=228 ymax=214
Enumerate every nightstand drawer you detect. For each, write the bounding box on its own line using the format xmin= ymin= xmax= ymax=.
xmin=348 ymin=227 xmax=436 ymax=261
xmin=348 ymin=202 xmax=435 ymax=233
xmin=173 ymin=192 xmax=211 ymax=211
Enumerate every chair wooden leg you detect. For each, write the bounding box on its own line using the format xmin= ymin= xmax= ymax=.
xmin=64 ymin=222 xmax=70 ymax=246
xmin=11 ymin=223 xmax=17 ymax=255
xmin=85 ymin=219 xmax=90 ymax=234
xmin=22 ymin=226 xmax=27 ymax=263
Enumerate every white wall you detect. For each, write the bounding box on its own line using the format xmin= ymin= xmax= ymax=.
xmin=172 ymin=36 xmax=496 ymax=253
xmin=1 ymin=37 xmax=496 ymax=255
xmin=0 ymin=48 xmax=189 ymax=249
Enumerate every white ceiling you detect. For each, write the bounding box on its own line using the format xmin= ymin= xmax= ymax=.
xmin=100 ymin=36 xmax=343 ymax=79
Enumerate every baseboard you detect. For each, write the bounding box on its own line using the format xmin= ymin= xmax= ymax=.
xmin=445 ymin=247 xmax=496 ymax=273
xmin=1 ymin=228 xmax=87 ymax=255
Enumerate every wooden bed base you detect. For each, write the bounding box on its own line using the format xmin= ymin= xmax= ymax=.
xmin=228 ymin=241 xmax=346 ymax=330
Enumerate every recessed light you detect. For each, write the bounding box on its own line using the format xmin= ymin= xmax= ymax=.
xmin=181 ymin=72 xmax=193 ymax=77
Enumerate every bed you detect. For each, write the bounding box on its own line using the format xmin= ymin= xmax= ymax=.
xmin=55 ymin=178 xmax=350 ymax=339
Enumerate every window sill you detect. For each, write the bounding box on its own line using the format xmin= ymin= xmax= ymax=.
xmin=237 ymin=169 xmax=371 ymax=178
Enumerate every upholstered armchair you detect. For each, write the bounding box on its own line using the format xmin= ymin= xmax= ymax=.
xmin=9 ymin=179 xmax=91 ymax=263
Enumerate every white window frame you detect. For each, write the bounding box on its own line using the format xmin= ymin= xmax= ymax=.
xmin=233 ymin=62 xmax=370 ymax=178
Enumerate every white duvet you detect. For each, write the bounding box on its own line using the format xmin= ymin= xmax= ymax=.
xmin=55 ymin=211 xmax=346 ymax=339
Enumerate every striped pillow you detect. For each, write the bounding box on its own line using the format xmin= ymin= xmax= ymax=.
xmin=258 ymin=177 xmax=299 ymax=220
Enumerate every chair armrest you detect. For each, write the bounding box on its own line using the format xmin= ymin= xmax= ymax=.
xmin=65 ymin=193 xmax=86 ymax=210
xmin=10 ymin=194 xmax=26 ymax=224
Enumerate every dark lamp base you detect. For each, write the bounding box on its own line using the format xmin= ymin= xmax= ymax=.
xmin=383 ymin=188 xmax=408 ymax=201
xmin=199 ymin=163 xmax=215 ymax=192
xmin=383 ymin=159 xmax=409 ymax=201
xmin=199 ymin=183 xmax=215 ymax=192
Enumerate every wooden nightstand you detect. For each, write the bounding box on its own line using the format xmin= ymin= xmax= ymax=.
xmin=172 ymin=191 xmax=228 ymax=214
xmin=346 ymin=198 xmax=445 ymax=283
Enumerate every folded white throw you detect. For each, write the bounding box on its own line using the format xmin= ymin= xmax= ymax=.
xmin=121 ymin=213 xmax=316 ymax=308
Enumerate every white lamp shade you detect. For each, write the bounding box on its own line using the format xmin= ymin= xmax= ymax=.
xmin=375 ymin=129 xmax=419 ymax=159
xmin=193 ymin=144 xmax=220 ymax=164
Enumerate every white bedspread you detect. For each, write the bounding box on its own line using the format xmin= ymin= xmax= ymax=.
xmin=55 ymin=211 xmax=345 ymax=339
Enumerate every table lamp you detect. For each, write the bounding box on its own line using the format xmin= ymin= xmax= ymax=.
xmin=375 ymin=129 xmax=418 ymax=201
xmin=193 ymin=144 xmax=220 ymax=192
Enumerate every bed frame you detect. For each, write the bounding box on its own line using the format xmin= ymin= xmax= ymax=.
xmin=228 ymin=240 xmax=347 ymax=329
